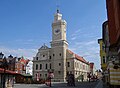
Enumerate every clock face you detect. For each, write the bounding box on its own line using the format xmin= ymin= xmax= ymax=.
xmin=54 ymin=29 xmax=60 ymax=34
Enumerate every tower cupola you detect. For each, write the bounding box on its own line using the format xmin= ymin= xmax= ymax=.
xmin=54 ymin=9 xmax=62 ymax=22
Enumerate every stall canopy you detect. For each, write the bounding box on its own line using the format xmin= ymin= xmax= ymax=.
xmin=0 ymin=68 xmax=19 ymax=75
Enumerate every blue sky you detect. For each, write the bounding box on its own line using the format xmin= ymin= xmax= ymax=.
xmin=0 ymin=0 xmax=107 ymax=69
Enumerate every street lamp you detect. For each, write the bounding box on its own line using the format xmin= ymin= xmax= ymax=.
xmin=0 ymin=52 xmax=4 ymax=59
xmin=2 ymin=57 xmax=8 ymax=88
xmin=0 ymin=52 xmax=8 ymax=88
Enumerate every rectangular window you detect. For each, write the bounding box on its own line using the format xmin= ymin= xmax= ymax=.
xmin=67 ymin=62 xmax=70 ymax=67
xmin=53 ymin=54 xmax=55 ymax=56
xmin=102 ymin=45 xmax=105 ymax=51
xmin=45 ymin=64 xmax=48 ymax=69
xmin=49 ymin=56 xmax=51 ymax=59
xmin=103 ymin=56 xmax=105 ymax=63
xmin=36 ymin=74 xmax=37 ymax=78
xmin=50 ymin=63 xmax=51 ymax=69
xmin=43 ymin=55 xmax=45 ymax=57
xmin=77 ymin=63 xmax=78 ymax=68
xmin=36 ymin=57 xmax=38 ymax=60
xmin=76 ymin=71 xmax=77 ymax=75
xmin=36 ymin=64 xmax=38 ymax=70
xmin=75 ymin=62 xmax=76 ymax=68
xmin=59 ymin=53 xmax=61 ymax=56
xmin=83 ymin=65 xmax=85 ymax=70
xmin=45 ymin=74 xmax=47 ymax=78
xmin=58 ymin=71 xmax=61 ymax=75
xmin=40 ymin=64 xmax=42 ymax=70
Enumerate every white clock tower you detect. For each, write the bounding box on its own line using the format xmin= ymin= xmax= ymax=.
xmin=51 ymin=9 xmax=68 ymax=82
xmin=52 ymin=9 xmax=67 ymax=41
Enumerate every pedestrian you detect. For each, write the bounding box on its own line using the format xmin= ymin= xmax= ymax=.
xmin=66 ymin=74 xmax=70 ymax=86
xmin=81 ymin=75 xmax=84 ymax=82
xmin=68 ymin=74 xmax=72 ymax=86
xmin=71 ymin=74 xmax=75 ymax=86
xmin=87 ymin=73 xmax=91 ymax=82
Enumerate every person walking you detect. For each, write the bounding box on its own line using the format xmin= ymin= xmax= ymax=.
xmin=71 ymin=74 xmax=75 ymax=86
xmin=87 ymin=73 xmax=91 ymax=82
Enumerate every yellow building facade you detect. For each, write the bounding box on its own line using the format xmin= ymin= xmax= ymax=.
xmin=98 ymin=39 xmax=107 ymax=71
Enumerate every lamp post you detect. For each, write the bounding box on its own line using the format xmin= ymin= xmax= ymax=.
xmin=3 ymin=57 xmax=8 ymax=88
xmin=0 ymin=52 xmax=8 ymax=88
xmin=0 ymin=52 xmax=4 ymax=59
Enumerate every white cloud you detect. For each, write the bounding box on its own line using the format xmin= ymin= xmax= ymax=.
xmin=69 ymin=41 xmax=100 ymax=69
xmin=71 ymin=36 xmax=77 ymax=40
xmin=69 ymin=26 xmax=101 ymax=69
xmin=0 ymin=46 xmax=37 ymax=60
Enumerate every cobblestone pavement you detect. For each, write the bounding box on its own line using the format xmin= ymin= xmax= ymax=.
xmin=13 ymin=80 xmax=101 ymax=88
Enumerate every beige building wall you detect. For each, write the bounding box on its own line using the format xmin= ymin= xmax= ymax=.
xmin=33 ymin=10 xmax=90 ymax=82
xmin=66 ymin=57 xmax=90 ymax=81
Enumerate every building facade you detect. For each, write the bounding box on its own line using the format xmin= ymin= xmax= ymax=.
xmin=89 ymin=62 xmax=97 ymax=75
xmin=106 ymin=0 xmax=120 ymax=87
xmin=15 ymin=57 xmax=29 ymax=74
xmin=98 ymin=0 xmax=120 ymax=87
xmin=26 ymin=60 xmax=33 ymax=75
xmin=33 ymin=10 xmax=90 ymax=82
xmin=98 ymin=38 xmax=107 ymax=71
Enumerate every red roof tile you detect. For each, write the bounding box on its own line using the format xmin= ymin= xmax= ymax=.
xmin=67 ymin=49 xmax=89 ymax=64
xmin=20 ymin=58 xmax=29 ymax=65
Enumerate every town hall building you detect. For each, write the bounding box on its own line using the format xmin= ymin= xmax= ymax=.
xmin=33 ymin=10 xmax=90 ymax=82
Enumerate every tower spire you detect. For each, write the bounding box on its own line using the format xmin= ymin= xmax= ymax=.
xmin=57 ymin=8 xmax=59 ymax=13
xmin=56 ymin=0 xmax=60 ymax=13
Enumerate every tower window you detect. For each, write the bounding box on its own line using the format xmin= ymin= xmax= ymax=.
xmin=58 ymin=71 xmax=61 ymax=75
xmin=59 ymin=53 xmax=61 ymax=56
xmin=43 ymin=55 xmax=45 ymax=57
xmin=53 ymin=54 xmax=55 ymax=56
xmin=40 ymin=74 xmax=42 ymax=77
xmin=67 ymin=62 xmax=70 ymax=67
xmin=59 ymin=63 xmax=61 ymax=66
xmin=49 ymin=56 xmax=51 ymax=59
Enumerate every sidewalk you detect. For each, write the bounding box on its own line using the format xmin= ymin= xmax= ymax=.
xmin=94 ymin=80 xmax=103 ymax=88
